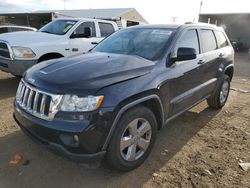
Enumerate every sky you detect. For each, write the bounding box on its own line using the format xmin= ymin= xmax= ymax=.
xmin=0 ymin=0 xmax=250 ymax=23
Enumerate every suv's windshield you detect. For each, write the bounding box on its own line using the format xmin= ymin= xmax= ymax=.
xmin=39 ymin=20 xmax=77 ymax=35
xmin=93 ymin=28 xmax=174 ymax=60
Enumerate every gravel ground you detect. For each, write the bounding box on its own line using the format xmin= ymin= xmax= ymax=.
xmin=0 ymin=53 xmax=249 ymax=188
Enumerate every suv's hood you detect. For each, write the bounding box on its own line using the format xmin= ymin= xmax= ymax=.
xmin=25 ymin=52 xmax=155 ymax=95
xmin=0 ymin=31 xmax=62 ymax=46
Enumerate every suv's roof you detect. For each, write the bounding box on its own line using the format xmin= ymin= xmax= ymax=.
xmin=127 ymin=22 xmax=224 ymax=31
xmin=127 ymin=24 xmax=182 ymax=29
xmin=182 ymin=22 xmax=224 ymax=30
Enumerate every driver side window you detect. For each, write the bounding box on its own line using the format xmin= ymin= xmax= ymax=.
xmin=73 ymin=22 xmax=96 ymax=37
xmin=175 ymin=29 xmax=200 ymax=55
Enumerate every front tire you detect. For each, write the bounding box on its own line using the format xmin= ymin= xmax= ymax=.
xmin=107 ymin=106 xmax=157 ymax=171
xmin=207 ymin=74 xmax=230 ymax=109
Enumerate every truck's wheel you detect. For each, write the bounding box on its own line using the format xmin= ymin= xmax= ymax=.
xmin=107 ymin=106 xmax=157 ymax=171
xmin=207 ymin=74 xmax=230 ymax=109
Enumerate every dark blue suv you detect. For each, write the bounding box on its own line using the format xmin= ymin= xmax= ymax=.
xmin=14 ymin=23 xmax=234 ymax=171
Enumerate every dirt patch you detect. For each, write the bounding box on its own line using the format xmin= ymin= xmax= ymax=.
xmin=144 ymin=90 xmax=250 ymax=188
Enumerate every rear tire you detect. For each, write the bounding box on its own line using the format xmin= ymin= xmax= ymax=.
xmin=207 ymin=74 xmax=230 ymax=109
xmin=107 ymin=106 xmax=157 ymax=171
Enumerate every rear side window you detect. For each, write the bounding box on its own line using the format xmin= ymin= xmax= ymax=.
xmin=98 ymin=22 xmax=115 ymax=37
xmin=175 ymin=29 xmax=200 ymax=54
xmin=200 ymin=29 xmax=217 ymax=53
xmin=214 ymin=31 xmax=229 ymax=48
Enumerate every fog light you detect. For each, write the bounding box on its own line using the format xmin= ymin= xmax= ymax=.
xmin=59 ymin=134 xmax=79 ymax=147
xmin=73 ymin=135 xmax=79 ymax=143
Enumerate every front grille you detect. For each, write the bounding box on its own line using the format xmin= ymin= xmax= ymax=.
xmin=16 ymin=80 xmax=62 ymax=121
xmin=0 ymin=42 xmax=11 ymax=59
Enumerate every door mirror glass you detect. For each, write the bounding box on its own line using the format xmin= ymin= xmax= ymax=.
xmin=172 ymin=47 xmax=197 ymax=62
xmin=70 ymin=33 xmax=85 ymax=38
xmin=84 ymin=27 xmax=91 ymax=38
xmin=70 ymin=27 xmax=92 ymax=39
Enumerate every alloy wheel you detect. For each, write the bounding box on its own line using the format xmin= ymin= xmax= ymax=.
xmin=120 ymin=118 xmax=152 ymax=161
xmin=220 ymin=80 xmax=229 ymax=104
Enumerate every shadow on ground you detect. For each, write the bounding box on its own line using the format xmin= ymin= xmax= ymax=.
xmin=0 ymin=76 xmax=20 ymax=100
xmin=0 ymin=106 xmax=219 ymax=188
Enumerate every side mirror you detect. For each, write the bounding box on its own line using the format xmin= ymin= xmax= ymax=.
xmin=84 ymin=27 xmax=91 ymax=38
xmin=70 ymin=27 xmax=92 ymax=39
xmin=171 ymin=47 xmax=197 ymax=62
xmin=70 ymin=33 xmax=85 ymax=38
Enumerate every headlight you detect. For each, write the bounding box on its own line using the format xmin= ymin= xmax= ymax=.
xmin=60 ymin=95 xmax=104 ymax=112
xmin=12 ymin=47 xmax=36 ymax=58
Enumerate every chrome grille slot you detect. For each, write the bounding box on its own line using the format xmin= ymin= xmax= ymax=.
xmin=27 ymin=90 xmax=34 ymax=109
xmin=15 ymin=80 xmax=62 ymax=121
xmin=40 ymin=95 xmax=47 ymax=114
xmin=33 ymin=92 xmax=40 ymax=112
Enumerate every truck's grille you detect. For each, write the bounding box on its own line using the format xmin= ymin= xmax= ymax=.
xmin=16 ymin=80 xmax=62 ymax=121
xmin=0 ymin=42 xmax=11 ymax=59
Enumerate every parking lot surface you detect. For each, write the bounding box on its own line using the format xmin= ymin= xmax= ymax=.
xmin=0 ymin=53 xmax=249 ymax=188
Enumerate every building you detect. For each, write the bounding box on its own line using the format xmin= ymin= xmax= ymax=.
xmin=0 ymin=8 xmax=148 ymax=29
xmin=199 ymin=13 xmax=250 ymax=51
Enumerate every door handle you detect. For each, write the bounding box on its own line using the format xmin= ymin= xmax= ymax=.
xmin=91 ymin=42 xmax=99 ymax=45
xmin=219 ymin=53 xmax=225 ymax=58
xmin=197 ymin=60 xmax=205 ymax=65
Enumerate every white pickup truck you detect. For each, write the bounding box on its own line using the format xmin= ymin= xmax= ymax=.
xmin=0 ymin=18 xmax=118 ymax=76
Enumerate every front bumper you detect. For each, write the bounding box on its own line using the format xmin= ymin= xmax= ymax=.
xmin=0 ymin=57 xmax=37 ymax=76
xmin=13 ymin=101 xmax=115 ymax=164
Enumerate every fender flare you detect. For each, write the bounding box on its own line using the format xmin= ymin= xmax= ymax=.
xmin=38 ymin=52 xmax=64 ymax=63
xmin=101 ymin=94 xmax=164 ymax=150
xmin=224 ymin=64 xmax=234 ymax=73
xmin=224 ymin=64 xmax=234 ymax=81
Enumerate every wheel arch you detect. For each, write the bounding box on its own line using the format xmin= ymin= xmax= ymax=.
xmin=224 ymin=64 xmax=234 ymax=81
xmin=38 ymin=52 xmax=64 ymax=63
xmin=102 ymin=94 xmax=164 ymax=150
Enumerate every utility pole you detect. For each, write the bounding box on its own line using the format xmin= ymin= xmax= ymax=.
xmin=198 ymin=1 xmax=203 ymax=22
xmin=171 ymin=17 xmax=178 ymax=23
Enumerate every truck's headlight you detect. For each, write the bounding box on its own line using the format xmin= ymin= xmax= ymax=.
xmin=12 ymin=47 xmax=36 ymax=58
xmin=60 ymin=95 xmax=104 ymax=112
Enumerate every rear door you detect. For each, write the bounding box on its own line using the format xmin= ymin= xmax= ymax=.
xmin=98 ymin=22 xmax=116 ymax=38
xmin=168 ymin=29 xmax=205 ymax=115
xmin=197 ymin=29 xmax=222 ymax=98
xmin=214 ymin=30 xmax=232 ymax=66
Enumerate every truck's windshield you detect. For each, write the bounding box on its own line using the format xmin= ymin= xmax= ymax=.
xmin=39 ymin=20 xmax=77 ymax=35
xmin=93 ymin=28 xmax=174 ymax=60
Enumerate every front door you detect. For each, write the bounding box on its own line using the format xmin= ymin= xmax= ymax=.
xmin=168 ymin=29 xmax=204 ymax=116
xmin=69 ymin=22 xmax=102 ymax=56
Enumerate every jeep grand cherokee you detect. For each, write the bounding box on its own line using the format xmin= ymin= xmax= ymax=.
xmin=13 ymin=23 xmax=234 ymax=171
